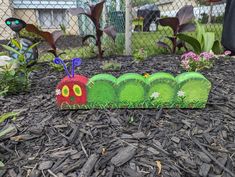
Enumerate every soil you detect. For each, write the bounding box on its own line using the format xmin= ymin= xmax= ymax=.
xmin=0 ymin=55 xmax=235 ymax=177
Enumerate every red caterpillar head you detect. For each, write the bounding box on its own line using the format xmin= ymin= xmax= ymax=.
xmin=54 ymin=58 xmax=88 ymax=107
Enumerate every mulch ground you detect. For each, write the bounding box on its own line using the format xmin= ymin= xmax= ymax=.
xmin=0 ymin=55 xmax=235 ymax=177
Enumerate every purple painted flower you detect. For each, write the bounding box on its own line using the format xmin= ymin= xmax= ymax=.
xmin=224 ymin=50 xmax=232 ymax=56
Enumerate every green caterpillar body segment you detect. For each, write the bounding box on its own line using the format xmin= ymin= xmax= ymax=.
xmin=176 ymin=72 xmax=212 ymax=107
xmin=116 ymin=73 xmax=148 ymax=105
xmin=147 ymin=72 xmax=177 ymax=106
xmin=87 ymin=74 xmax=117 ymax=105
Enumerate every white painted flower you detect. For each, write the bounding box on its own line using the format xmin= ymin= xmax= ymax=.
xmin=177 ymin=90 xmax=185 ymax=97
xmin=150 ymin=92 xmax=160 ymax=99
xmin=56 ymin=89 xmax=61 ymax=96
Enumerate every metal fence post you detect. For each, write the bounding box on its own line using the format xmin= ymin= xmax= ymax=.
xmin=125 ymin=0 xmax=132 ymax=55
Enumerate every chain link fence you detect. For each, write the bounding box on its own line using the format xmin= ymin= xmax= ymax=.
xmin=0 ymin=0 xmax=226 ymax=60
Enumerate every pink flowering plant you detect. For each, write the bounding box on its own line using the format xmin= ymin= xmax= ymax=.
xmin=181 ymin=51 xmax=214 ymax=71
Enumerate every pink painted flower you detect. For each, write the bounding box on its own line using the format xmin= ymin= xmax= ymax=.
xmin=224 ymin=50 xmax=232 ymax=56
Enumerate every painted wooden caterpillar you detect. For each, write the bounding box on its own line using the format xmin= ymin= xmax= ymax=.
xmin=54 ymin=58 xmax=212 ymax=109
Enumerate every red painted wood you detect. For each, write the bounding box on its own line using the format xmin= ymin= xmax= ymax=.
xmin=56 ymin=75 xmax=88 ymax=107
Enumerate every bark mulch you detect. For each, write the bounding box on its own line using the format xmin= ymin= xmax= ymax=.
xmin=0 ymin=55 xmax=235 ymax=177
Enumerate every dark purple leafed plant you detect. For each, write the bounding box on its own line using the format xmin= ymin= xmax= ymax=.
xmin=157 ymin=5 xmax=196 ymax=54
xmin=69 ymin=0 xmax=116 ymax=59
xmin=25 ymin=24 xmax=63 ymax=57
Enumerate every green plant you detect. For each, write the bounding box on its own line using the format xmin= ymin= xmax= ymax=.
xmin=133 ymin=48 xmax=148 ymax=62
xmin=177 ymin=21 xmax=221 ymax=54
xmin=101 ymin=60 xmax=121 ymax=71
xmin=0 ymin=39 xmax=39 ymax=95
xmin=180 ymin=51 xmax=214 ymax=71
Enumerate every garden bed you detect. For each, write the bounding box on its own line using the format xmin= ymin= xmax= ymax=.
xmin=0 ymin=55 xmax=235 ymax=177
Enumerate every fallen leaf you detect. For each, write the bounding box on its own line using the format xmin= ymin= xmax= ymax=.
xmin=156 ymin=160 xmax=162 ymax=175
